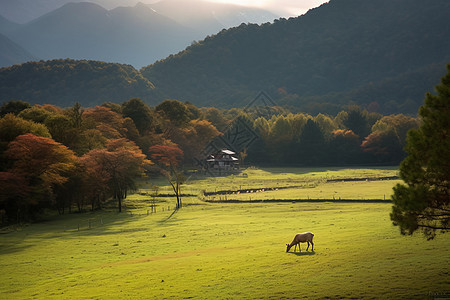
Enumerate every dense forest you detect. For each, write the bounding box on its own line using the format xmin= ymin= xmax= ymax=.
xmin=0 ymin=97 xmax=420 ymax=223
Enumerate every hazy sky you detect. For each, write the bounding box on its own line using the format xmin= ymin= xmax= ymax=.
xmin=205 ymin=0 xmax=329 ymax=16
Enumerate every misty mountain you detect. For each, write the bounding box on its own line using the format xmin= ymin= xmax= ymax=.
xmin=0 ymin=33 xmax=37 ymax=67
xmin=141 ymin=0 xmax=450 ymax=113
xmin=2 ymin=1 xmax=277 ymax=68
xmin=0 ymin=14 xmax=21 ymax=34
xmin=5 ymin=2 xmax=196 ymax=68
xmin=149 ymin=0 xmax=277 ymax=37
xmin=0 ymin=0 xmax=145 ymax=24
xmin=0 ymin=0 xmax=278 ymax=26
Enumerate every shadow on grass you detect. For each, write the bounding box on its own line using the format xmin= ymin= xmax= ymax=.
xmin=287 ymin=250 xmax=316 ymax=256
xmin=0 ymin=243 xmax=34 ymax=255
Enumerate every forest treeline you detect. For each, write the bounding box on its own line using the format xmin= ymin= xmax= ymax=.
xmin=0 ymin=98 xmax=419 ymax=223
xmin=0 ymin=59 xmax=156 ymax=107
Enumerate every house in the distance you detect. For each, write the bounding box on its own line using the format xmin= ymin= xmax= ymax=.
xmin=206 ymin=149 xmax=239 ymax=171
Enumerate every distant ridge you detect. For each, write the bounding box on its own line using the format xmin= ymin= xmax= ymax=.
xmin=141 ymin=0 xmax=450 ymax=113
xmin=5 ymin=2 xmax=194 ymax=68
xmin=1 ymin=0 xmax=278 ymax=68
xmin=0 ymin=59 xmax=155 ymax=107
xmin=0 ymin=33 xmax=37 ymax=67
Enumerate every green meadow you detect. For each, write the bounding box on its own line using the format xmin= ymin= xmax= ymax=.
xmin=1 ymin=168 xmax=449 ymax=299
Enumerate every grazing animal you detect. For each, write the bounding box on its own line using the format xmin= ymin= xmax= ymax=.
xmin=286 ymin=232 xmax=314 ymax=252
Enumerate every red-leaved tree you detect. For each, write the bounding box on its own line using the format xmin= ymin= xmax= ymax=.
xmin=2 ymin=133 xmax=78 ymax=221
xmin=82 ymin=138 xmax=151 ymax=212
xmin=149 ymin=144 xmax=184 ymax=209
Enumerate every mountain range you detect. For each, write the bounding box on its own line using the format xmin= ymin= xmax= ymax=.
xmin=141 ymin=0 xmax=450 ymax=113
xmin=0 ymin=0 xmax=277 ymax=68
xmin=1 ymin=0 xmax=449 ymax=115
xmin=0 ymin=33 xmax=37 ymax=67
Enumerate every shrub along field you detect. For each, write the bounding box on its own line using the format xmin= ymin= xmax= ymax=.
xmin=1 ymin=168 xmax=449 ymax=299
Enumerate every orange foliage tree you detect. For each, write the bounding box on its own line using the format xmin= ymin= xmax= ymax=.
xmin=149 ymin=144 xmax=184 ymax=209
xmin=170 ymin=119 xmax=222 ymax=161
xmin=81 ymin=138 xmax=151 ymax=212
xmin=2 ymin=133 xmax=78 ymax=221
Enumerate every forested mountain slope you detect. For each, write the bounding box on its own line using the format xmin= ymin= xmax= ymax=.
xmin=1 ymin=0 xmax=449 ymax=113
xmin=0 ymin=59 xmax=155 ymax=107
xmin=1 ymin=0 xmax=277 ymax=68
xmin=141 ymin=0 xmax=450 ymax=113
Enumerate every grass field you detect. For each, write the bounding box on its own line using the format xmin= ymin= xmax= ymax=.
xmin=140 ymin=167 xmax=401 ymax=205
xmin=1 ymin=168 xmax=449 ymax=299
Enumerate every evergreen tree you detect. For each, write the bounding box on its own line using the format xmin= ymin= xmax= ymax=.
xmin=0 ymin=100 xmax=30 ymax=117
xmin=121 ymin=98 xmax=154 ymax=135
xmin=391 ymin=64 xmax=450 ymax=239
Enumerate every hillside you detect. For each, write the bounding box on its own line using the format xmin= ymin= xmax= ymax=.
xmin=1 ymin=0 xmax=278 ymax=68
xmin=141 ymin=0 xmax=450 ymax=114
xmin=0 ymin=59 xmax=155 ymax=107
xmin=0 ymin=33 xmax=37 ymax=67
xmin=0 ymin=0 xmax=157 ymax=23
xmin=0 ymin=14 xmax=21 ymax=33
xmin=5 ymin=2 xmax=196 ymax=68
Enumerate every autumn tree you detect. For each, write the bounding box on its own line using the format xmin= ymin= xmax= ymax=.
xmin=83 ymin=105 xmax=126 ymax=139
xmin=391 ymin=64 xmax=450 ymax=239
xmin=361 ymin=128 xmax=404 ymax=163
xmin=2 ymin=134 xmax=78 ymax=221
xmin=0 ymin=114 xmax=51 ymax=143
xmin=371 ymin=114 xmax=419 ymax=147
xmin=79 ymin=150 xmax=111 ymax=211
xmin=170 ymin=119 xmax=221 ymax=161
xmin=361 ymin=114 xmax=419 ymax=163
xmin=18 ymin=106 xmax=53 ymax=123
xmin=149 ymin=144 xmax=184 ymax=209
xmin=0 ymin=114 xmax=51 ymax=170
xmin=82 ymin=139 xmax=151 ymax=212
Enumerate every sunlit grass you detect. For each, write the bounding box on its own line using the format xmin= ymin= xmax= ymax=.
xmin=1 ymin=203 xmax=448 ymax=299
xmin=138 ymin=167 xmax=400 ymax=204
xmin=1 ymin=167 xmax=448 ymax=299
